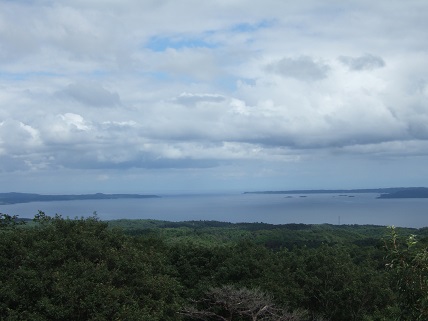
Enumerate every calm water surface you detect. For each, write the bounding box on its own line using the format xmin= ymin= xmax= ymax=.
xmin=1 ymin=193 xmax=427 ymax=228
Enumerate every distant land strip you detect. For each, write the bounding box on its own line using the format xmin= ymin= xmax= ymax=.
xmin=244 ymin=187 xmax=428 ymax=199
xmin=0 ymin=192 xmax=160 ymax=205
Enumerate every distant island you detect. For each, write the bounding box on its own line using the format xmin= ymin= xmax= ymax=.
xmin=245 ymin=187 xmax=428 ymax=199
xmin=0 ymin=192 xmax=160 ymax=205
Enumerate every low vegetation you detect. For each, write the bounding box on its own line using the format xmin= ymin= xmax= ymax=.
xmin=1 ymin=212 xmax=427 ymax=320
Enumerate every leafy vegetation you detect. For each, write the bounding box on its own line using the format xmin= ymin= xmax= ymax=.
xmin=1 ymin=212 xmax=427 ymax=320
xmin=384 ymin=227 xmax=428 ymax=320
xmin=0 ymin=212 xmax=180 ymax=320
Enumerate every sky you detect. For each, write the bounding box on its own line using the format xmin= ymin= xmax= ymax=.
xmin=1 ymin=0 xmax=428 ymax=194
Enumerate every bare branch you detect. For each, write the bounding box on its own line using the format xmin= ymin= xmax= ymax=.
xmin=181 ymin=285 xmax=302 ymax=321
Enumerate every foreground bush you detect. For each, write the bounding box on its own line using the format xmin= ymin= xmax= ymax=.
xmin=0 ymin=212 xmax=181 ymax=320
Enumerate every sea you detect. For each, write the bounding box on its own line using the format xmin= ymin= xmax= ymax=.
xmin=1 ymin=193 xmax=427 ymax=228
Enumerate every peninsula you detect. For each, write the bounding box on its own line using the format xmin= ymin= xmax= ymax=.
xmin=245 ymin=187 xmax=428 ymax=199
xmin=377 ymin=187 xmax=428 ymax=199
xmin=0 ymin=192 xmax=160 ymax=205
xmin=244 ymin=188 xmax=404 ymax=194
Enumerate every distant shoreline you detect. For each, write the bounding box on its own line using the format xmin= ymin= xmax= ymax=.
xmin=0 ymin=192 xmax=160 ymax=205
xmin=2 ymin=187 xmax=428 ymax=206
xmin=244 ymin=187 xmax=428 ymax=199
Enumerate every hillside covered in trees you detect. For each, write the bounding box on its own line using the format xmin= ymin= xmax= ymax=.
xmin=1 ymin=212 xmax=427 ymax=320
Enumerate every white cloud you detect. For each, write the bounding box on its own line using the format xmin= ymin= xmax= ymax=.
xmin=0 ymin=120 xmax=41 ymax=154
xmin=0 ymin=0 xmax=428 ymax=191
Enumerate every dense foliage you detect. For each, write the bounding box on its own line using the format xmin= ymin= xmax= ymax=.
xmin=1 ymin=212 xmax=427 ymax=320
xmin=0 ymin=212 xmax=180 ymax=320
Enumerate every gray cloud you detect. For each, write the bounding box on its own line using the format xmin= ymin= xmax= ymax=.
xmin=0 ymin=155 xmax=31 ymax=172
xmin=57 ymin=82 xmax=121 ymax=107
xmin=339 ymin=54 xmax=385 ymax=71
xmin=407 ymin=120 xmax=428 ymax=139
xmin=266 ymin=56 xmax=330 ymax=81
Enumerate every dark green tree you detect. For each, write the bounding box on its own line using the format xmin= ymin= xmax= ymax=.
xmin=290 ymin=245 xmax=393 ymax=321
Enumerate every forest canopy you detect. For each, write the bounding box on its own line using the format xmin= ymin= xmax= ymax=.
xmin=1 ymin=212 xmax=427 ymax=320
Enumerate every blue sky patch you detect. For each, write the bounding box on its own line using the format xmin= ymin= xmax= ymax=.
xmin=230 ymin=19 xmax=275 ymax=33
xmin=145 ymin=33 xmax=218 ymax=52
xmin=0 ymin=71 xmax=60 ymax=81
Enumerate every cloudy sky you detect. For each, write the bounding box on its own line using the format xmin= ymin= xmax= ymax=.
xmin=1 ymin=0 xmax=428 ymax=194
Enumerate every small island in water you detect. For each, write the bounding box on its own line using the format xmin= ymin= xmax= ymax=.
xmin=0 ymin=192 xmax=160 ymax=205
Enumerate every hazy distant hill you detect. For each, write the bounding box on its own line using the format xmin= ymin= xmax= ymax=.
xmin=0 ymin=192 xmax=160 ymax=205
